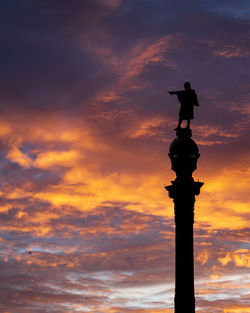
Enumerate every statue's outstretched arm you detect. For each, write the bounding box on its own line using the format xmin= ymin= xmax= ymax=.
xmin=168 ymin=90 xmax=180 ymax=95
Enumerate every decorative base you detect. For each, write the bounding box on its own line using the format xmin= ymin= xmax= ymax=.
xmin=175 ymin=127 xmax=192 ymax=139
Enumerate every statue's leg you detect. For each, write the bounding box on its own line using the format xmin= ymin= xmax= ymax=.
xmin=175 ymin=118 xmax=182 ymax=130
xmin=179 ymin=117 xmax=182 ymax=127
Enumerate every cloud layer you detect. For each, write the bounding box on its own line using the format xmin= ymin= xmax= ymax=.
xmin=0 ymin=1 xmax=249 ymax=312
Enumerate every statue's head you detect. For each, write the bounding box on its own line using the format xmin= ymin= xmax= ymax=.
xmin=184 ymin=82 xmax=191 ymax=90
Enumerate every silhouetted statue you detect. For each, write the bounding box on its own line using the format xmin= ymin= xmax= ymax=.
xmin=169 ymin=82 xmax=199 ymax=130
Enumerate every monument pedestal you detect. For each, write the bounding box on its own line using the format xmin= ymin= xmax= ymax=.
xmin=165 ymin=128 xmax=203 ymax=313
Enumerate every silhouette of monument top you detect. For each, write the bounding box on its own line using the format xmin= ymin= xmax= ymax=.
xmin=167 ymin=82 xmax=200 ymax=180
xmin=169 ymin=82 xmax=199 ymax=131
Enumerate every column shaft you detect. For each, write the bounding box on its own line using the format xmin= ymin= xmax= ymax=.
xmin=175 ymin=202 xmax=195 ymax=313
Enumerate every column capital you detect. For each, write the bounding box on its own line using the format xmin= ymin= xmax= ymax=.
xmin=165 ymin=179 xmax=204 ymax=199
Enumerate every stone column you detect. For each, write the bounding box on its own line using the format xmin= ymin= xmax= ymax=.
xmin=165 ymin=128 xmax=203 ymax=313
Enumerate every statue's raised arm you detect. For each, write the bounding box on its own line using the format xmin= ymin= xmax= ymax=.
xmin=169 ymin=91 xmax=180 ymax=95
xmin=169 ymin=82 xmax=199 ymax=130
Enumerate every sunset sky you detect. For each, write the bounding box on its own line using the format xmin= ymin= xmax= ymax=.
xmin=0 ymin=1 xmax=249 ymax=312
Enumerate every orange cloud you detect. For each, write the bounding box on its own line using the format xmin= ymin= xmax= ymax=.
xmin=0 ymin=111 xmax=249 ymax=234
xmin=219 ymin=249 xmax=250 ymax=268
xmin=223 ymin=307 xmax=250 ymax=313
xmin=34 ymin=150 xmax=80 ymax=168
xmin=126 ymin=117 xmax=174 ymax=139
xmin=7 ymin=141 xmax=33 ymax=168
